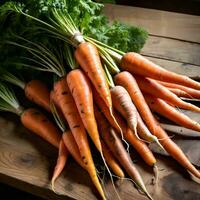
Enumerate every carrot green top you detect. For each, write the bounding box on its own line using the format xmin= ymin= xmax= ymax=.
xmin=0 ymin=83 xmax=24 ymax=115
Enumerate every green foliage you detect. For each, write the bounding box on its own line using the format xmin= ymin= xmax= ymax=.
xmin=0 ymin=0 xmax=148 ymax=78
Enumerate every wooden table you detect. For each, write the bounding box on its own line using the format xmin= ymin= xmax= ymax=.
xmin=0 ymin=4 xmax=200 ymax=200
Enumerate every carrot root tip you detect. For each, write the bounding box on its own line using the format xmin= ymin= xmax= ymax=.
xmin=109 ymin=107 xmax=130 ymax=153
xmin=153 ymin=136 xmax=166 ymax=153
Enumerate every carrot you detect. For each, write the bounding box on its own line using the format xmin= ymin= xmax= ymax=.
xmin=66 ymin=69 xmax=102 ymax=152
xmin=62 ymin=131 xmax=85 ymax=169
xmin=75 ymin=42 xmax=112 ymax=109
xmin=24 ymin=80 xmax=51 ymax=112
xmin=51 ymin=139 xmax=69 ymax=191
xmin=1 ymin=71 xmax=51 ymax=112
xmin=50 ymin=90 xmax=67 ymax=123
xmin=114 ymin=72 xmax=162 ymax=146
xmin=144 ymin=94 xmax=200 ymax=132
xmin=53 ymin=77 xmax=106 ymax=200
xmin=158 ymin=81 xmax=200 ymax=99
xmin=94 ymin=87 xmax=159 ymax=172
xmin=94 ymin=105 xmax=153 ymax=200
xmin=101 ymin=139 xmax=125 ymax=178
xmin=152 ymin=119 xmax=200 ymax=179
xmin=93 ymin=87 xmax=122 ymax=133
xmin=166 ymin=88 xmax=192 ymax=98
xmin=120 ymin=52 xmax=200 ymax=90
xmin=113 ymin=72 xmax=200 ymax=179
xmin=110 ymin=86 xmax=138 ymax=136
xmin=134 ymin=75 xmax=200 ymax=112
xmin=21 ymin=108 xmax=61 ymax=148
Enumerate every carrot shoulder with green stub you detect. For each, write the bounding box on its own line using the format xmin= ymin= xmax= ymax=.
xmin=0 ymin=70 xmax=51 ymax=112
xmin=0 ymin=83 xmax=61 ymax=148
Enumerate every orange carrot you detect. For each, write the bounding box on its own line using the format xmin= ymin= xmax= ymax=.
xmin=51 ymin=139 xmax=69 ymax=190
xmin=75 ymin=42 xmax=112 ymax=108
xmin=110 ymin=86 xmax=137 ymax=135
xmin=92 ymin=86 xmax=122 ymax=135
xmin=53 ymin=77 xmax=106 ymax=200
xmin=25 ymin=80 xmax=51 ymax=112
xmin=94 ymin=87 xmax=159 ymax=170
xmin=120 ymin=52 xmax=200 ymax=89
xmin=94 ymin=105 xmax=153 ymax=200
xmin=114 ymin=72 xmax=162 ymax=145
xmin=166 ymin=88 xmax=191 ymax=98
xmin=62 ymin=131 xmax=85 ymax=169
xmin=114 ymin=71 xmax=155 ymax=131
xmin=134 ymin=75 xmax=200 ymax=112
xmin=114 ymin=72 xmax=200 ymax=179
xmin=21 ymin=108 xmax=61 ymax=148
xmin=66 ymin=69 xmax=102 ymax=152
xmin=101 ymin=139 xmax=125 ymax=178
xmin=159 ymin=81 xmax=200 ymax=99
xmin=152 ymin=119 xmax=200 ymax=179
xmin=144 ymin=94 xmax=200 ymax=132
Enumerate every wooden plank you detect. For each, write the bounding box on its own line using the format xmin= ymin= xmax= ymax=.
xmin=103 ymin=4 xmax=200 ymax=43
xmin=144 ymin=56 xmax=200 ymax=79
xmin=1 ymin=115 xmax=200 ymax=200
xmin=115 ymin=0 xmax=200 ymax=15
xmin=141 ymin=36 xmax=200 ymax=66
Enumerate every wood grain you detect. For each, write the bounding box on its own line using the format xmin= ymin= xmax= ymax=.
xmin=142 ymin=36 xmax=200 ymax=66
xmin=0 ymin=115 xmax=200 ymax=200
xmin=103 ymin=4 xmax=200 ymax=43
xmin=144 ymin=56 xmax=200 ymax=80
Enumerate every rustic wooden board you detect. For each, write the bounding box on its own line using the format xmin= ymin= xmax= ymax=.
xmin=1 ymin=4 xmax=200 ymax=200
xmin=1 ymin=115 xmax=200 ymax=200
xmin=144 ymin=57 xmax=200 ymax=80
xmin=103 ymin=4 xmax=200 ymax=43
xmin=142 ymin=36 xmax=200 ymax=66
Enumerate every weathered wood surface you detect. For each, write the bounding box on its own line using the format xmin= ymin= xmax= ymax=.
xmin=103 ymin=4 xmax=200 ymax=43
xmin=0 ymin=4 xmax=200 ymax=200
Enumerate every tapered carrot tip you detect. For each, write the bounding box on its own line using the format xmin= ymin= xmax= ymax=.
xmin=152 ymin=136 xmax=166 ymax=153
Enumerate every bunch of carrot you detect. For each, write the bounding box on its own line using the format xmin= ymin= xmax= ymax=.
xmin=0 ymin=3 xmax=200 ymax=200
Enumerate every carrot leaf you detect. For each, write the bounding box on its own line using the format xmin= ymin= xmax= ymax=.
xmin=0 ymin=83 xmax=23 ymax=115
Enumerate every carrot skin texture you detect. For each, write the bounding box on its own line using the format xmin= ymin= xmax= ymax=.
xmin=95 ymin=105 xmax=151 ymax=198
xmin=21 ymin=108 xmax=61 ymax=148
xmin=94 ymin=106 xmax=153 ymax=200
xmin=25 ymin=80 xmax=51 ymax=112
xmin=94 ymin=89 xmax=156 ymax=167
xmin=110 ymin=86 xmax=137 ymax=133
xmin=54 ymin=78 xmax=105 ymax=200
xmin=153 ymin=120 xmax=200 ymax=179
xmin=120 ymin=52 xmax=200 ymax=89
xmin=93 ymin=86 xmax=122 ymax=132
xmin=159 ymin=81 xmax=200 ymax=99
xmin=75 ymin=42 xmax=112 ymax=108
xmin=67 ymin=69 xmax=102 ymax=152
xmin=114 ymin=72 xmax=200 ymax=178
xmin=166 ymin=88 xmax=191 ymax=98
xmin=62 ymin=131 xmax=85 ymax=169
xmin=135 ymin=75 xmax=200 ymax=112
xmin=101 ymin=139 xmax=125 ymax=178
xmin=51 ymin=139 xmax=69 ymax=185
xmin=144 ymin=94 xmax=200 ymax=132
xmin=114 ymin=71 xmax=156 ymax=134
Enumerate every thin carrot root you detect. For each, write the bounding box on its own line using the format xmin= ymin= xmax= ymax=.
xmin=51 ymin=139 xmax=69 ymax=193
xmin=100 ymin=151 xmax=121 ymax=200
xmin=152 ymin=135 xmax=166 ymax=153
xmin=109 ymin=107 xmax=130 ymax=153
